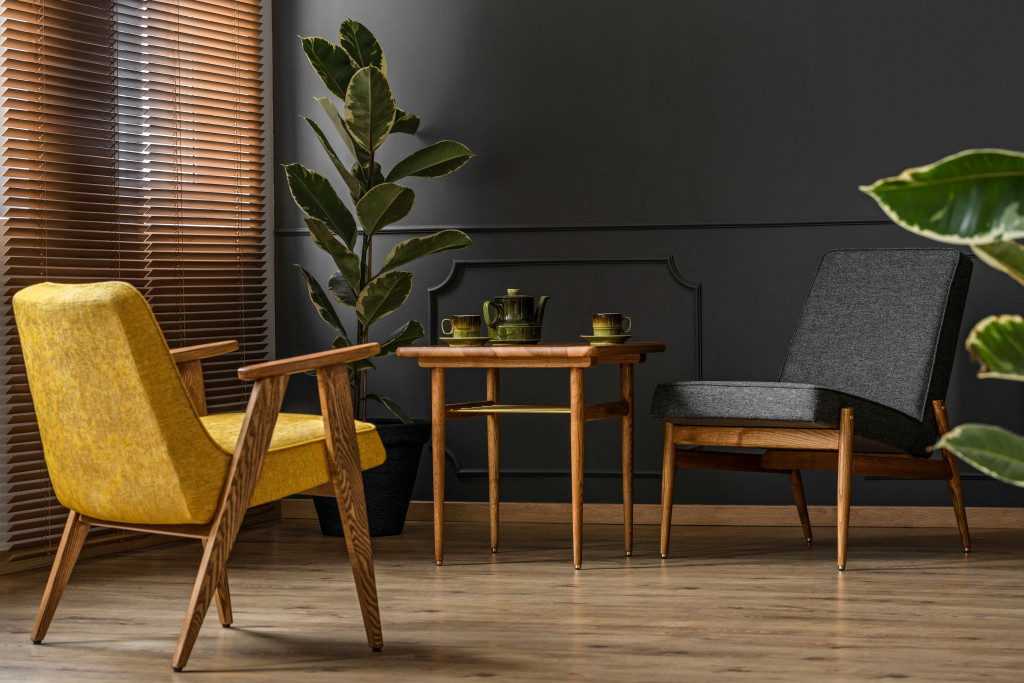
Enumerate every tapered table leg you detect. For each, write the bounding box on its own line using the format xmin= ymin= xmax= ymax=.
xmin=570 ymin=367 xmax=585 ymax=569
xmin=487 ymin=368 xmax=501 ymax=553
xmin=431 ymin=367 xmax=446 ymax=566
xmin=620 ymin=363 xmax=634 ymax=557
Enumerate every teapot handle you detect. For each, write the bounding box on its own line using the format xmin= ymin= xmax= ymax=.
xmin=483 ymin=300 xmax=501 ymax=329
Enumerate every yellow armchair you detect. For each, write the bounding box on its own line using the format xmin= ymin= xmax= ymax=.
xmin=14 ymin=281 xmax=387 ymax=671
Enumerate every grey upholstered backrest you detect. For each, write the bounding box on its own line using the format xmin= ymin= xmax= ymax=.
xmin=779 ymin=249 xmax=972 ymax=422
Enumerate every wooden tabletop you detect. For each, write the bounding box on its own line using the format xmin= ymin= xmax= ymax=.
xmin=396 ymin=342 xmax=666 ymax=368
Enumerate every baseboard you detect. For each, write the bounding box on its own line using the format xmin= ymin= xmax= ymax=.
xmin=280 ymin=499 xmax=1024 ymax=528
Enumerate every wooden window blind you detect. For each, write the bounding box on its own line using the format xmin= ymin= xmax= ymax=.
xmin=0 ymin=0 xmax=272 ymax=569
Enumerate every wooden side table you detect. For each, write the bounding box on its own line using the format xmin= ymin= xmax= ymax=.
xmin=396 ymin=342 xmax=666 ymax=569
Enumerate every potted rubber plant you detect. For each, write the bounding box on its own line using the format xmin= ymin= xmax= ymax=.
xmin=862 ymin=149 xmax=1024 ymax=485
xmin=285 ymin=19 xmax=475 ymax=534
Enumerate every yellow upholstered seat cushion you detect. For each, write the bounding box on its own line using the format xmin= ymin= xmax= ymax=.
xmin=200 ymin=414 xmax=386 ymax=507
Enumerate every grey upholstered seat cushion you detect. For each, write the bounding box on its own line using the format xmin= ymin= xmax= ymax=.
xmin=651 ymin=248 xmax=973 ymax=457
xmin=650 ymin=381 xmax=929 ymax=454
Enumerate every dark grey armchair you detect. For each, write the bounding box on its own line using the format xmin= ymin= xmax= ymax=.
xmin=652 ymin=249 xmax=973 ymax=569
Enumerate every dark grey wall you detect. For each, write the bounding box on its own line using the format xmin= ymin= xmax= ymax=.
xmin=272 ymin=1 xmax=1024 ymax=508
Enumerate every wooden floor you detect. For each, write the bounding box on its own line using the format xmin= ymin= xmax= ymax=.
xmin=3 ymin=518 xmax=1024 ymax=681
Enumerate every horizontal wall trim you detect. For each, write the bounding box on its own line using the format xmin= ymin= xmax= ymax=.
xmin=281 ymin=500 xmax=1024 ymax=528
xmin=275 ymin=216 xmax=899 ymax=237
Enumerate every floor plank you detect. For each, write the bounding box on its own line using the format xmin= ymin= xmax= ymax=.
xmin=3 ymin=519 xmax=1024 ymax=681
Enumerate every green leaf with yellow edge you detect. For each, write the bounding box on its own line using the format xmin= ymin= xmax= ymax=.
xmin=344 ymin=66 xmax=395 ymax=152
xmin=860 ymin=149 xmax=1024 ymax=244
xmin=301 ymin=36 xmax=356 ymax=99
xmin=356 ymin=270 xmax=412 ymax=326
xmin=973 ymin=240 xmax=1024 ymax=286
xmin=377 ymin=320 xmax=424 ymax=356
xmin=295 ymin=264 xmax=346 ymax=335
xmin=364 ymin=393 xmax=412 ymax=424
xmin=356 ymin=182 xmax=415 ymax=235
xmin=339 ymin=19 xmax=387 ymax=75
xmin=966 ymin=315 xmax=1024 ymax=381
xmin=304 ymin=218 xmax=360 ymax=283
xmin=316 ymin=97 xmax=369 ymax=166
xmin=380 ymin=229 xmax=473 ymax=273
xmin=391 ymin=108 xmax=420 ymax=135
xmin=283 ymin=164 xmax=356 ymax=247
xmin=328 ymin=271 xmax=357 ymax=308
xmin=303 ymin=117 xmax=363 ymax=200
xmin=386 ymin=140 xmax=475 ymax=182
xmin=937 ymin=423 xmax=1024 ymax=487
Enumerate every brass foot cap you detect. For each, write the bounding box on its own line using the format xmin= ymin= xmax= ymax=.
xmin=838 ymin=565 xmax=846 ymax=571
xmin=574 ymin=564 xmax=581 ymax=570
xmin=660 ymin=553 xmax=667 ymax=559
xmin=965 ymin=547 xmax=971 ymax=553
xmin=806 ymin=538 xmax=813 ymax=543
xmin=436 ymin=561 xmax=443 ymax=566
xmin=491 ymin=548 xmax=497 ymax=553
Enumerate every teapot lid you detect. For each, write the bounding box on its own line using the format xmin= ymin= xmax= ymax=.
xmin=497 ymin=288 xmax=530 ymax=299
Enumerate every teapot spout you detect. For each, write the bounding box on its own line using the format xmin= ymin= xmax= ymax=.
xmin=535 ymin=296 xmax=550 ymax=324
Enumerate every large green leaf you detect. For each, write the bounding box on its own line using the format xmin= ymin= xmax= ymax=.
xmin=860 ymin=149 xmax=1024 ymax=244
xmin=356 ymin=270 xmax=412 ymax=326
xmin=965 ymin=315 xmax=1024 ymax=381
xmin=283 ymin=164 xmax=356 ymax=247
xmin=344 ymin=66 xmax=395 ymax=152
xmin=304 ymin=117 xmax=364 ymax=200
xmin=316 ymin=97 xmax=369 ymax=166
xmin=328 ymin=271 xmax=357 ymax=308
xmin=364 ymin=393 xmax=412 ymax=424
xmin=973 ymin=240 xmax=1024 ymax=286
xmin=304 ymin=218 xmax=360 ymax=284
xmin=391 ymin=108 xmax=420 ymax=135
xmin=338 ymin=19 xmax=386 ymax=75
xmin=386 ymin=140 xmax=475 ymax=182
xmin=377 ymin=320 xmax=425 ymax=356
xmin=301 ymin=36 xmax=356 ymax=99
xmin=356 ymin=182 xmax=415 ymax=235
xmin=380 ymin=229 xmax=473 ymax=273
xmin=295 ymin=264 xmax=346 ymax=335
xmin=937 ymin=423 xmax=1024 ymax=487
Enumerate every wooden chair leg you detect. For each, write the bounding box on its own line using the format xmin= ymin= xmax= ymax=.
xmin=172 ymin=375 xmax=287 ymax=672
xmin=202 ymin=538 xmax=233 ymax=626
xmin=32 ymin=511 xmax=90 ymax=644
xmin=660 ymin=422 xmax=677 ymax=559
xmin=318 ymin=364 xmax=383 ymax=652
xmin=788 ymin=470 xmax=812 ymax=543
xmin=934 ymin=400 xmax=970 ymax=552
xmin=836 ymin=408 xmax=854 ymax=571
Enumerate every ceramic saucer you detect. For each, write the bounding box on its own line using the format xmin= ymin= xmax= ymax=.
xmin=581 ymin=334 xmax=632 ymax=345
xmin=441 ymin=336 xmax=491 ymax=346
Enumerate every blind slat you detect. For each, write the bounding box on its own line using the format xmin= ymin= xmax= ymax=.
xmin=0 ymin=0 xmax=270 ymax=557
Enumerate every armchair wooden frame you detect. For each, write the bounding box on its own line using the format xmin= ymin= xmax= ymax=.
xmin=660 ymin=400 xmax=970 ymax=570
xmin=30 ymin=340 xmax=384 ymax=671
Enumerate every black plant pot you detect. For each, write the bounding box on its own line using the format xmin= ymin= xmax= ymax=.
xmin=313 ymin=419 xmax=430 ymax=537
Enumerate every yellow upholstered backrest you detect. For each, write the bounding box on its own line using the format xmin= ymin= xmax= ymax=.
xmin=13 ymin=282 xmax=228 ymax=525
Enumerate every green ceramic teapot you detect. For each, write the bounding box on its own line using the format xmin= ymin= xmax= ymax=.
xmin=483 ymin=289 xmax=550 ymax=340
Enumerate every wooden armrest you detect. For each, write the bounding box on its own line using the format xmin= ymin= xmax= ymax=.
xmin=238 ymin=343 xmax=380 ymax=381
xmin=170 ymin=340 xmax=239 ymax=364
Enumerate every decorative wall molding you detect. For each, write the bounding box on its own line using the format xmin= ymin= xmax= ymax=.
xmin=425 ymin=255 xmax=701 ymax=377
xmin=275 ymin=216 xmax=898 ymax=237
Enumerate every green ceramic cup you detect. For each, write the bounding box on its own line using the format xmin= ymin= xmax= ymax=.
xmin=592 ymin=312 xmax=631 ymax=336
xmin=441 ymin=314 xmax=482 ymax=338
